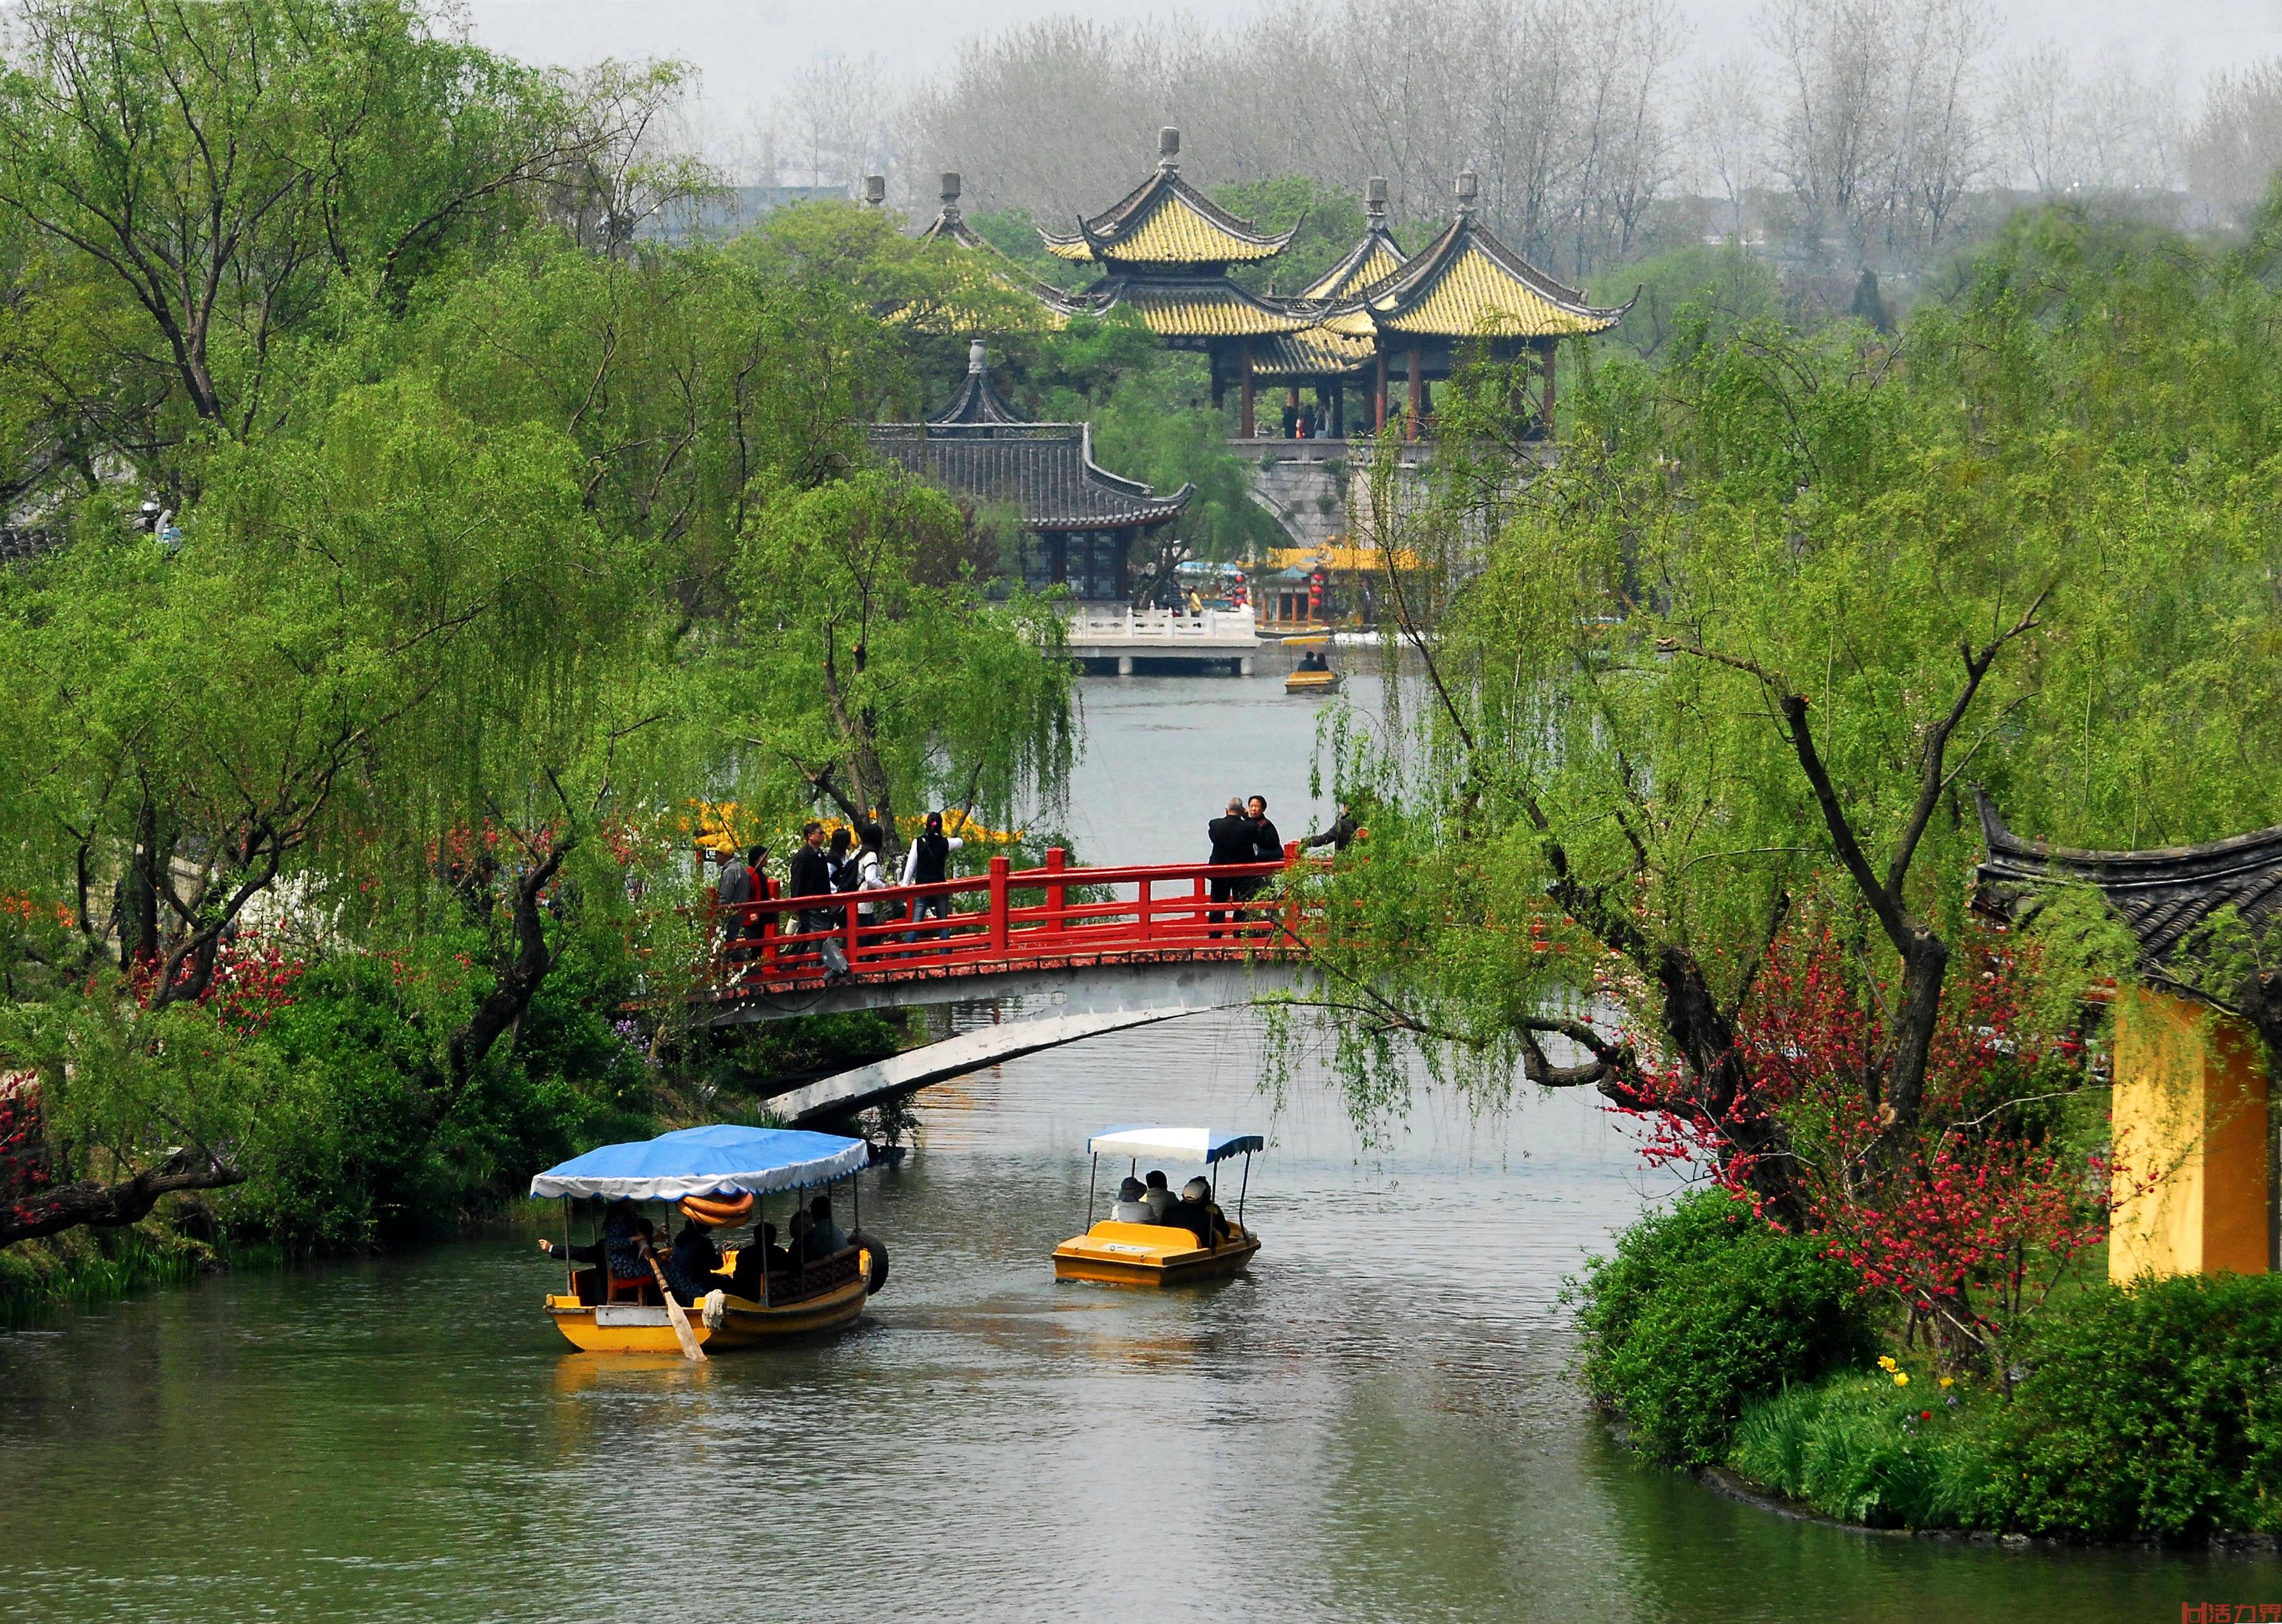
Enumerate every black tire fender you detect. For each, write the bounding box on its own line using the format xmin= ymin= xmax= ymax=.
xmin=851 ymin=1229 xmax=889 ymax=1295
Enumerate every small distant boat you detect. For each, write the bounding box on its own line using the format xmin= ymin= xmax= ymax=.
xmin=1285 ymin=640 xmax=1340 ymax=694
xmin=1053 ymin=1125 xmax=1264 ymax=1286
xmin=530 ymin=1124 xmax=888 ymax=1354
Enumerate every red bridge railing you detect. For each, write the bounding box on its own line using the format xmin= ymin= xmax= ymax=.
xmin=704 ymin=845 xmax=1317 ymax=1000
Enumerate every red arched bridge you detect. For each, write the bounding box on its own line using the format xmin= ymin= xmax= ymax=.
xmin=701 ymin=845 xmax=1317 ymax=1015
xmin=696 ymin=847 xmax=1322 ymax=1124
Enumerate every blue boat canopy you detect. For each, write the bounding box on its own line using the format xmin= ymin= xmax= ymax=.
xmin=529 ymin=1124 xmax=870 ymax=1201
xmin=1086 ymin=1125 xmax=1264 ymax=1165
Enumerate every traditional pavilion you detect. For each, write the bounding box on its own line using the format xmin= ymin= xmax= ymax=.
xmin=1038 ymin=128 xmax=1309 ymax=438
xmin=1247 ymin=177 xmax=1406 ymax=437
xmin=869 ymin=340 xmax=1191 ymax=601
xmin=1030 ymin=138 xmax=1630 ymax=441
xmin=1313 ymin=170 xmax=1631 ymax=440
xmin=909 ymin=172 xmax=1078 ymax=330
xmin=1973 ymin=793 xmax=2279 ymax=1280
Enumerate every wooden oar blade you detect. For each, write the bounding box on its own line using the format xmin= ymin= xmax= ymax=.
xmin=646 ymin=1253 xmax=707 ymax=1362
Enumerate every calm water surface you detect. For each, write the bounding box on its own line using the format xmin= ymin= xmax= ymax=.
xmin=2 ymin=673 xmax=2274 ymax=1623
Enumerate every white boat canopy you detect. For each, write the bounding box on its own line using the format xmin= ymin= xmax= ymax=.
xmin=1086 ymin=1125 xmax=1264 ymax=1165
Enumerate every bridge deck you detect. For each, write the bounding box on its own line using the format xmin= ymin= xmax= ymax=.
xmin=698 ymin=847 xmax=1315 ymax=1017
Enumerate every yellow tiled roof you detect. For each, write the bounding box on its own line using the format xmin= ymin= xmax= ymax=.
xmin=1268 ymin=546 xmax=1424 ymax=571
xmin=1298 ymin=231 xmax=1405 ymax=301
xmin=1249 ymin=325 xmax=1379 ymax=377
xmin=1041 ymin=170 xmax=1292 ymax=266
xmin=1364 ymin=219 xmax=1627 ymax=339
xmin=1106 ymin=282 xmax=1308 ymax=338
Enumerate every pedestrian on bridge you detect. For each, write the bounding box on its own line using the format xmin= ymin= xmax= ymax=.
xmin=1206 ymin=796 xmax=1252 ymax=936
xmin=1238 ymin=795 xmax=1283 ymax=930
xmin=789 ymin=821 xmax=846 ymax=977
xmin=713 ymin=845 xmax=757 ymax=962
xmin=902 ymin=810 xmax=963 ymax=951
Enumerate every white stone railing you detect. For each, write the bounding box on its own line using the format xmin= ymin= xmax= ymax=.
xmin=1062 ymin=607 xmax=1257 ymax=643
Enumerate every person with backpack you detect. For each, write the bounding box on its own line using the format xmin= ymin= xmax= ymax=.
xmin=901 ymin=810 xmax=963 ymax=951
xmin=852 ymin=830 xmax=887 ymax=948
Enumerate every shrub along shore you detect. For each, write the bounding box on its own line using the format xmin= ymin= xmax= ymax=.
xmin=1576 ymin=1192 xmax=2282 ymax=1544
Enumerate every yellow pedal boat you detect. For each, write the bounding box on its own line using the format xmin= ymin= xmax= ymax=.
xmin=1054 ymin=1124 xmax=1264 ymax=1287
xmin=530 ymin=1123 xmax=888 ymax=1356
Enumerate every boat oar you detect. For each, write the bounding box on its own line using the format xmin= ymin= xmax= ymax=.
xmin=640 ymin=1241 xmax=707 ymax=1363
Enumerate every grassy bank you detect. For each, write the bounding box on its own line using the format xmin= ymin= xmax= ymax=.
xmin=1577 ymin=1191 xmax=2282 ymax=1542
xmin=0 ymin=1217 xmax=268 ymax=1326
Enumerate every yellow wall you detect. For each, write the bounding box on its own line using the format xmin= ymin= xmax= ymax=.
xmin=2109 ymin=988 xmax=2271 ymax=1281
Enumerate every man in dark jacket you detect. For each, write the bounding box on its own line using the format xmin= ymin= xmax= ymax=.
xmin=1206 ymin=796 xmax=1251 ymax=937
xmin=787 ymin=821 xmax=839 ymax=971
xmin=1303 ymin=800 xmax=1361 ymax=852
xmin=1236 ymin=795 xmax=1282 ymax=927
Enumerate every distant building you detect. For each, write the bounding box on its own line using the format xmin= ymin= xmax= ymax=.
xmin=869 ymin=340 xmax=1191 ymax=602
xmin=907 ymin=129 xmax=1632 ymax=443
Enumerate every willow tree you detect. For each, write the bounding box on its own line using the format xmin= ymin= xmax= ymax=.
xmin=0 ymin=0 xmax=684 ymax=475
xmin=0 ymin=372 xmax=678 ymax=1245
xmin=1300 ymin=208 xmax=2282 ymax=1213
xmin=721 ymin=469 xmax=1072 ymax=852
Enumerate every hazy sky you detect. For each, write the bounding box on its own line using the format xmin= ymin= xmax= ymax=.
xmin=465 ymin=0 xmax=2282 ymax=156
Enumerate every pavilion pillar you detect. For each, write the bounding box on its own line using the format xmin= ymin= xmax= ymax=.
xmin=1048 ymin=534 xmax=1067 ymax=587
xmin=1330 ymin=383 xmax=1345 ymax=439
xmin=1541 ymin=337 xmax=1558 ymax=440
xmin=1406 ymin=347 xmax=1423 ymax=441
xmin=1373 ymin=349 xmax=1388 ymax=432
xmin=1239 ymin=340 xmax=1256 ymax=439
xmin=1113 ymin=534 xmax=1130 ymax=601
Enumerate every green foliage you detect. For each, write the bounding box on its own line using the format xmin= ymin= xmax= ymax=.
xmin=1729 ymin=1370 xmax=1992 ymax=1528
xmin=724 ymin=468 xmax=1074 ymax=838
xmin=1211 ymin=177 xmax=1368 ymax=298
xmin=1574 ymin=1190 xmax=1876 ymax=1465
xmin=1725 ymin=1272 xmax=2282 ymax=1538
xmin=1974 ymin=1272 xmax=2282 ymax=1539
xmin=1307 ymin=204 xmax=2282 ymax=1132
xmin=1588 ymin=245 xmax=1784 ymax=362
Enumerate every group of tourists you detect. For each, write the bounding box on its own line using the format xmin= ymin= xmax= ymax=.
xmin=539 ymin=1192 xmax=854 ymax=1307
xmin=711 ymin=810 xmax=967 ymax=974
xmin=1205 ymin=794 xmax=1283 ymax=932
xmin=1109 ymin=1169 xmax=1234 ymax=1247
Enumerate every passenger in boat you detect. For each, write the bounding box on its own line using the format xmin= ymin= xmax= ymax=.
xmin=1164 ymin=1177 xmax=1233 ymax=1247
xmin=1141 ymin=1169 xmax=1177 ymax=1222
xmin=805 ymin=1193 xmax=848 ymax=1258
xmin=787 ymin=1208 xmax=813 ymax=1267
xmin=1110 ymin=1176 xmax=1153 ymax=1223
xmin=539 ymin=1205 xmax=655 ymax=1296
xmin=662 ymin=1220 xmax=725 ymax=1306
xmin=724 ymin=1222 xmax=791 ymax=1300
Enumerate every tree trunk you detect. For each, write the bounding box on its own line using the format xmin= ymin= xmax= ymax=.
xmin=0 ymin=1146 xmax=242 ymax=1248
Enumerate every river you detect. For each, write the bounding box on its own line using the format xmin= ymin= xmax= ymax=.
xmin=1 ymin=672 xmax=2274 ymax=1623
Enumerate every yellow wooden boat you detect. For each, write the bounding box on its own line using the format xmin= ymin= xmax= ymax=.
xmin=545 ymin=1247 xmax=875 ymax=1352
xmin=1053 ymin=1124 xmax=1264 ymax=1287
xmin=530 ymin=1123 xmax=887 ymax=1355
